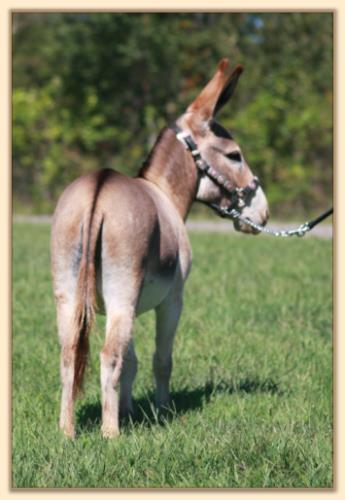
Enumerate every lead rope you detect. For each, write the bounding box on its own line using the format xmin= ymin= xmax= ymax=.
xmin=213 ymin=206 xmax=333 ymax=237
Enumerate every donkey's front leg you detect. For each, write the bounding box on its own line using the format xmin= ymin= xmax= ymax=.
xmin=100 ymin=308 xmax=134 ymax=438
xmin=153 ymin=289 xmax=183 ymax=409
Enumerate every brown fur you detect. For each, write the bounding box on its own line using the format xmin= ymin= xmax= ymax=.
xmin=187 ymin=59 xmax=231 ymax=119
xmin=139 ymin=128 xmax=198 ymax=219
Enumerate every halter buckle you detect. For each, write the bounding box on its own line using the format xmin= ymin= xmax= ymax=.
xmin=237 ymin=198 xmax=245 ymax=208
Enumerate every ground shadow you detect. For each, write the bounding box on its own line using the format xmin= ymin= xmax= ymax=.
xmin=77 ymin=377 xmax=283 ymax=433
xmin=77 ymin=400 xmax=102 ymax=432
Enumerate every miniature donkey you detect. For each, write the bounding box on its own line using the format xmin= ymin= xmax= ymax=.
xmin=51 ymin=59 xmax=269 ymax=438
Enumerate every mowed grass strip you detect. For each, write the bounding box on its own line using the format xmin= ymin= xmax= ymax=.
xmin=12 ymin=222 xmax=333 ymax=488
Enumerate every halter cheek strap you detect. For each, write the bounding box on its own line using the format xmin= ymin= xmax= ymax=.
xmin=171 ymin=124 xmax=260 ymax=215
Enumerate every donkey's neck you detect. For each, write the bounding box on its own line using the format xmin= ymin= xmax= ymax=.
xmin=138 ymin=128 xmax=198 ymax=220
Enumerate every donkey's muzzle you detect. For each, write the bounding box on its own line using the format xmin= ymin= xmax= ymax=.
xmin=234 ymin=218 xmax=260 ymax=235
xmin=234 ymin=208 xmax=269 ymax=235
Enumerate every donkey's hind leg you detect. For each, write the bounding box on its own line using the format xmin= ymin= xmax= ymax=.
xmin=56 ymin=296 xmax=79 ymax=438
xmin=153 ymin=288 xmax=183 ymax=409
xmin=100 ymin=307 xmax=135 ymax=438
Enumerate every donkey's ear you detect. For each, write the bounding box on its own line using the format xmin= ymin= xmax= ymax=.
xmin=213 ymin=64 xmax=244 ymax=116
xmin=186 ymin=59 xmax=232 ymax=121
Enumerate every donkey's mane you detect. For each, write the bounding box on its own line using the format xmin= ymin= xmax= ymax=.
xmin=138 ymin=127 xmax=174 ymax=178
xmin=137 ymin=127 xmax=198 ymax=219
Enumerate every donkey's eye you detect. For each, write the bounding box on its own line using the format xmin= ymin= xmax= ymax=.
xmin=225 ymin=151 xmax=242 ymax=163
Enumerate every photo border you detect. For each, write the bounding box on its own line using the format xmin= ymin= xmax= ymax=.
xmin=1 ymin=1 xmax=342 ymax=498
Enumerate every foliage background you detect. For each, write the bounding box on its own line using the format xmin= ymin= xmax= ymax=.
xmin=12 ymin=12 xmax=333 ymax=217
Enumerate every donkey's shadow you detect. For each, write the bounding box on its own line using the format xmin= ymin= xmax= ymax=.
xmin=77 ymin=377 xmax=282 ymax=433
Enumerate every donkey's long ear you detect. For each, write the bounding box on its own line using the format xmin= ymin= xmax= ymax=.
xmin=213 ymin=64 xmax=244 ymax=116
xmin=186 ymin=59 xmax=232 ymax=121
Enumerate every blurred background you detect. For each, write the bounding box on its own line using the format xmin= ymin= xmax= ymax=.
xmin=12 ymin=12 xmax=333 ymax=218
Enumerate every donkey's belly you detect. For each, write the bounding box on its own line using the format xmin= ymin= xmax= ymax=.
xmin=95 ymin=267 xmax=177 ymax=317
xmin=136 ymin=270 xmax=174 ymax=315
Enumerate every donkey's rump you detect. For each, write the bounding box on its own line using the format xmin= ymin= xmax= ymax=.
xmin=51 ymin=168 xmax=183 ymax=316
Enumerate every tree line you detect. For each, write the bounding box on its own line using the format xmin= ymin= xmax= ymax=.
xmin=12 ymin=12 xmax=333 ymax=217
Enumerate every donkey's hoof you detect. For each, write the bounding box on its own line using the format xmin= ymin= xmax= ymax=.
xmin=60 ymin=426 xmax=75 ymax=439
xmin=155 ymin=399 xmax=171 ymax=412
xmin=101 ymin=425 xmax=120 ymax=439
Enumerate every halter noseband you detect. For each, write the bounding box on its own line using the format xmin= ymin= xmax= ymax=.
xmin=171 ymin=124 xmax=260 ymax=217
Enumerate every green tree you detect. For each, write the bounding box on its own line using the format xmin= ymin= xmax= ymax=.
xmin=12 ymin=12 xmax=333 ymax=216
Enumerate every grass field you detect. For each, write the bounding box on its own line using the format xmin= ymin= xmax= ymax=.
xmin=12 ymin=222 xmax=333 ymax=489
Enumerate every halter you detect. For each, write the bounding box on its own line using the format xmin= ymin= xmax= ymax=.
xmin=172 ymin=124 xmax=260 ymax=216
xmin=172 ymin=124 xmax=333 ymax=237
xmin=171 ymin=124 xmax=333 ymax=237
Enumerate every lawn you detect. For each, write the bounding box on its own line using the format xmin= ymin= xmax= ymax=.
xmin=12 ymin=222 xmax=333 ymax=488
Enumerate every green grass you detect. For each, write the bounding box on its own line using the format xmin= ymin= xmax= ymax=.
xmin=12 ymin=222 xmax=333 ymax=489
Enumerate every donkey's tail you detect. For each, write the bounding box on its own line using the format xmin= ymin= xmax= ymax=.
xmin=73 ymin=211 xmax=102 ymax=397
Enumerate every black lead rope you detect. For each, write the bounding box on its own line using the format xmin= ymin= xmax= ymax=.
xmin=305 ymin=207 xmax=333 ymax=231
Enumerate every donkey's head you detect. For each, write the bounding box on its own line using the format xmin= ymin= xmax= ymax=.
xmin=176 ymin=59 xmax=269 ymax=234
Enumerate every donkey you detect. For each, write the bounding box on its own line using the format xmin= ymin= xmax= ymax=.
xmin=51 ymin=59 xmax=269 ymax=438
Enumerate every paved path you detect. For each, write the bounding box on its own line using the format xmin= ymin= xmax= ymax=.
xmin=13 ymin=215 xmax=332 ymax=239
xmin=186 ymin=219 xmax=333 ymax=239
